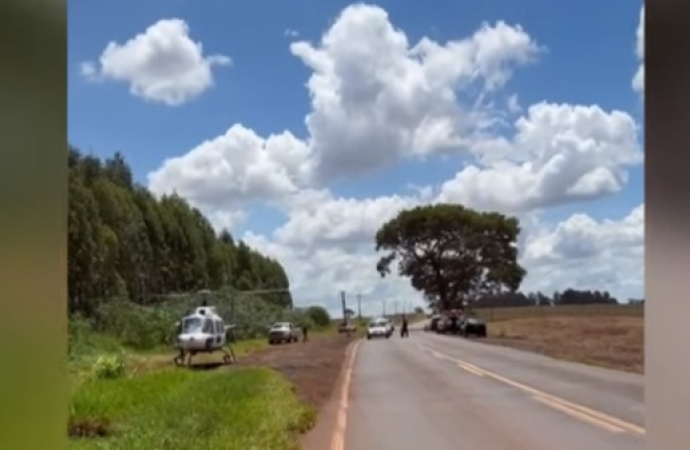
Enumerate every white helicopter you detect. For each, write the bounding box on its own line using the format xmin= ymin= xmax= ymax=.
xmin=173 ymin=305 xmax=237 ymax=367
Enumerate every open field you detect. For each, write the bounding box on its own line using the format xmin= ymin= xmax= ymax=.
xmin=474 ymin=304 xmax=644 ymax=322
xmin=473 ymin=305 xmax=644 ymax=373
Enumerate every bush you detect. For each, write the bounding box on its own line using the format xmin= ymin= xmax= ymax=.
xmin=305 ymin=306 xmax=331 ymax=327
xmin=90 ymin=354 xmax=126 ymax=380
xmin=72 ymin=290 xmax=328 ymax=351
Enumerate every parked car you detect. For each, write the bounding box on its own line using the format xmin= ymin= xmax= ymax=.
xmin=338 ymin=321 xmax=357 ymax=334
xmin=268 ymin=322 xmax=302 ymax=344
xmin=460 ymin=316 xmax=487 ymax=337
xmin=367 ymin=318 xmax=392 ymax=339
xmin=428 ymin=315 xmax=442 ymax=332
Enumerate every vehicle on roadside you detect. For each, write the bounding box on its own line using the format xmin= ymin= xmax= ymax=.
xmin=367 ymin=318 xmax=393 ymax=339
xmin=338 ymin=321 xmax=357 ymax=334
xmin=460 ymin=316 xmax=487 ymax=337
xmin=268 ymin=321 xmax=302 ymax=344
xmin=427 ymin=315 xmax=442 ymax=332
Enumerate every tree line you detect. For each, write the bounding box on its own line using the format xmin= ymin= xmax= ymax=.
xmin=68 ymin=148 xmax=292 ymax=318
xmin=473 ymin=289 xmax=621 ymax=308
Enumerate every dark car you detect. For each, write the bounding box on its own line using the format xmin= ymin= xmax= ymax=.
xmin=428 ymin=315 xmax=442 ymax=332
xmin=460 ymin=316 xmax=487 ymax=337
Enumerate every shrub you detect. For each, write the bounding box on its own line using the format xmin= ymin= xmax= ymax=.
xmin=90 ymin=354 xmax=126 ymax=380
xmin=305 ymin=306 xmax=331 ymax=327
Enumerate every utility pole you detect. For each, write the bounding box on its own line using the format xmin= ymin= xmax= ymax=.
xmin=341 ymin=290 xmax=347 ymax=322
xmin=357 ymin=293 xmax=361 ymax=318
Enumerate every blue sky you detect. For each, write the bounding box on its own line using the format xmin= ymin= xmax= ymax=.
xmin=68 ymin=1 xmax=645 ymax=312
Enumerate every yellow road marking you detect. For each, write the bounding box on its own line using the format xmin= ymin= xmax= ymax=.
xmin=330 ymin=340 xmax=361 ymax=450
xmin=457 ymin=362 xmax=485 ymax=377
xmin=533 ymin=396 xmax=625 ymax=433
xmin=419 ymin=344 xmax=645 ymax=436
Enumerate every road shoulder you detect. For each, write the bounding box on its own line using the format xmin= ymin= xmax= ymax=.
xmin=301 ymin=338 xmax=361 ymax=450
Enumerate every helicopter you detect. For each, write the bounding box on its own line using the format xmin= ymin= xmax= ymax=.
xmin=172 ymin=305 xmax=237 ymax=367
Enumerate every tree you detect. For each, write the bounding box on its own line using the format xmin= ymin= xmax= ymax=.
xmin=67 ymin=146 xmax=295 ymax=317
xmin=413 ymin=306 xmax=425 ymax=315
xmin=375 ymin=204 xmax=526 ymax=311
xmin=306 ymin=306 xmax=331 ymax=327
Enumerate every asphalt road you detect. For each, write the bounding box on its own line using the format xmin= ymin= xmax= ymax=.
xmin=339 ymin=326 xmax=644 ymax=450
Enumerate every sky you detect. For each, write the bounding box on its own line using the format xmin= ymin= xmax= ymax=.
xmin=68 ymin=1 xmax=645 ymax=317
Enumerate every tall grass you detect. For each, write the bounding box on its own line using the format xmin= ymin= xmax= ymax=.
xmin=69 ymin=367 xmax=315 ymax=450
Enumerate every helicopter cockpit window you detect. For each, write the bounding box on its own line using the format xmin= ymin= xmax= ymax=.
xmin=202 ymin=318 xmax=214 ymax=333
xmin=182 ymin=317 xmax=203 ymax=334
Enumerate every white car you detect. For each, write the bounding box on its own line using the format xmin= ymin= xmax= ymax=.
xmin=367 ymin=318 xmax=393 ymax=339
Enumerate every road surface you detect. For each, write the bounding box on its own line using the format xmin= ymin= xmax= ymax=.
xmin=328 ymin=325 xmax=644 ymax=450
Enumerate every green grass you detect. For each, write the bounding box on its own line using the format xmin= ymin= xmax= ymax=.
xmin=69 ymin=367 xmax=316 ymax=450
xmin=473 ymin=304 xmax=644 ymax=323
xmin=67 ymin=322 xmax=331 ymax=449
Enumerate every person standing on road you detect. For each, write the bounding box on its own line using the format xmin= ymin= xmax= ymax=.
xmin=302 ymin=323 xmax=309 ymax=342
xmin=400 ymin=315 xmax=409 ymax=338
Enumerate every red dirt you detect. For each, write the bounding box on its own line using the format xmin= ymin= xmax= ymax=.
xmin=238 ymin=334 xmax=355 ymax=408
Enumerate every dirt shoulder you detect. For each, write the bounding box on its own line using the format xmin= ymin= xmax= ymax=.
xmin=481 ymin=316 xmax=644 ymax=374
xmin=238 ymin=333 xmax=356 ymax=409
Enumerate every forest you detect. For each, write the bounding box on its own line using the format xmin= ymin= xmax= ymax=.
xmin=68 ymin=147 xmax=293 ymax=320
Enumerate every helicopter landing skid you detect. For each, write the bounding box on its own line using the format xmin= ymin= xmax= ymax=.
xmin=173 ymin=346 xmax=237 ymax=368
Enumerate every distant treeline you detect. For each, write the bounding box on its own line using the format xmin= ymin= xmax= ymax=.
xmin=473 ymin=289 xmax=635 ymax=308
xmin=68 ymin=148 xmax=292 ymax=318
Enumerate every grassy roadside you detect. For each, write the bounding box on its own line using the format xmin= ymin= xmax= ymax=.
xmin=69 ymin=367 xmax=316 ymax=450
xmin=68 ymin=325 xmax=340 ymax=449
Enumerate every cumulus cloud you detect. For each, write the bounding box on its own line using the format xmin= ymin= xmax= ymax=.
xmin=140 ymin=4 xmax=644 ymax=313
xmin=272 ymin=191 xmax=421 ymax=250
xmin=291 ymin=5 xmax=542 ymax=181
xmin=147 ymin=4 xmax=545 ymax=210
xmin=632 ymin=6 xmax=644 ymax=96
xmin=243 ymin=193 xmax=644 ymax=315
xmin=82 ymin=18 xmax=231 ymax=106
xmin=521 ymin=204 xmax=644 ymax=300
xmin=148 ymin=124 xmax=314 ymax=209
xmin=437 ymin=102 xmax=642 ymax=213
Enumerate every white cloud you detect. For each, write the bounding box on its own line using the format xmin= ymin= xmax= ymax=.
xmin=140 ymin=4 xmax=645 ymax=314
xmin=437 ymin=102 xmax=642 ymax=213
xmin=521 ymin=204 xmax=644 ymax=300
xmin=147 ymin=4 xmax=543 ymax=213
xmin=633 ymin=5 xmax=644 ymax=95
xmin=272 ymin=190 xmax=420 ymax=250
xmin=285 ymin=29 xmax=300 ymax=37
xmin=82 ymin=18 xmax=231 ymax=106
xmin=148 ymin=124 xmax=314 ymax=210
xmin=242 ymin=190 xmax=644 ymax=315
xmin=291 ymin=5 xmax=542 ymax=181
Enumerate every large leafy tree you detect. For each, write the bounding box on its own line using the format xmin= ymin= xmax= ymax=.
xmin=375 ymin=204 xmax=526 ymax=311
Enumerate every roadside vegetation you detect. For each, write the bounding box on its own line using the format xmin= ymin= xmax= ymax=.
xmin=68 ymin=149 xmax=335 ymax=449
